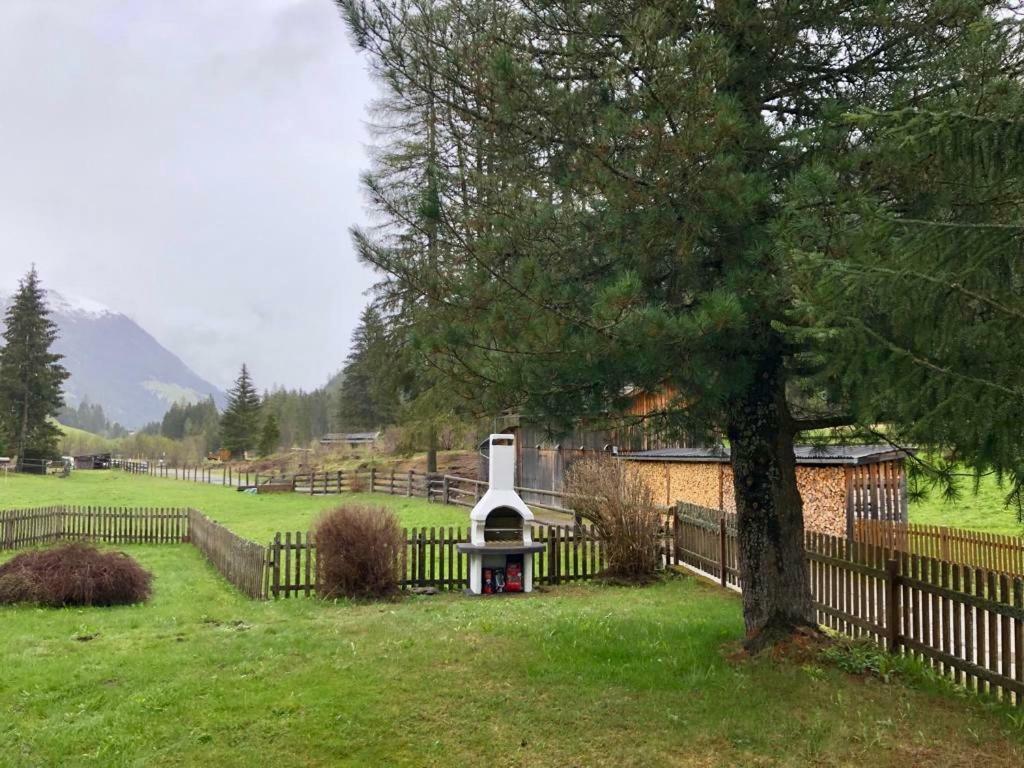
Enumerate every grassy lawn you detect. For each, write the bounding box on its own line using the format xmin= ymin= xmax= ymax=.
xmin=909 ymin=472 xmax=1024 ymax=537
xmin=0 ymin=471 xmax=466 ymax=542
xmin=0 ymin=545 xmax=1021 ymax=767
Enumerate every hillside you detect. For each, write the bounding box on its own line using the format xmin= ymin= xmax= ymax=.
xmin=0 ymin=290 xmax=224 ymax=429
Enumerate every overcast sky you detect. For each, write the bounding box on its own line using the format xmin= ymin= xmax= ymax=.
xmin=0 ymin=0 xmax=380 ymax=391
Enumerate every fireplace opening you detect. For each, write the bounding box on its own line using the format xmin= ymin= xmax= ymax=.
xmin=483 ymin=507 xmax=523 ymax=543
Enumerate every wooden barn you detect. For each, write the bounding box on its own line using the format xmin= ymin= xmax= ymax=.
xmin=623 ymin=445 xmax=909 ymax=536
xmin=493 ymin=412 xmax=701 ymax=508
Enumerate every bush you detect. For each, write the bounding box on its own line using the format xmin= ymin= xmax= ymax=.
xmin=315 ymin=505 xmax=404 ymax=599
xmin=0 ymin=544 xmax=152 ymax=607
xmin=347 ymin=471 xmax=368 ymax=493
xmin=564 ymin=455 xmax=661 ymax=582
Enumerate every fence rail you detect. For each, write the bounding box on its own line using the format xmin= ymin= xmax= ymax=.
xmin=672 ymin=505 xmax=1024 ymax=706
xmin=265 ymin=522 xmax=605 ymax=598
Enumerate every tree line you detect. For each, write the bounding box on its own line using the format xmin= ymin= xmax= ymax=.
xmin=0 ymin=267 xmax=423 ymax=465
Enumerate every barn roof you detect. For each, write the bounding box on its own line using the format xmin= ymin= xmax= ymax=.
xmin=622 ymin=444 xmax=907 ymax=466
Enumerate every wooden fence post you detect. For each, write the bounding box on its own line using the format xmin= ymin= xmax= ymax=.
xmin=442 ymin=476 xmax=450 ymax=505
xmin=672 ymin=508 xmax=680 ymax=566
xmin=370 ymin=466 xmax=377 ymax=493
xmin=271 ymin=533 xmax=281 ymax=598
xmin=719 ymin=518 xmax=727 ymax=588
xmin=885 ymin=558 xmax=900 ymax=653
xmin=407 ymin=470 xmax=413 ymax=497
xmin=390 ymin=468 xmax=396 ymax=495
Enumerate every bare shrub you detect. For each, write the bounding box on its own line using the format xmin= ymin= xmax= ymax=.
xmin=564 ymin=455 xmax=661 ymax=582
xmin=0 ymin=544 xmax=152 ymax=606
xmin=315 ymin=505 xmax=404 ymax=599
xmin=376 ymin=427 xmax=403 ymax=455
xmin=347 ymin=470 xmax=368 ymax=493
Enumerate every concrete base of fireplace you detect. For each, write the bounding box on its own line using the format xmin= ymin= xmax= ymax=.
xmin=457 ymin=542 xmax=545 ymax=595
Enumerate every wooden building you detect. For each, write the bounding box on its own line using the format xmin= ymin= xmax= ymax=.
xmin=624 ymin=445 xmax=908 ymax=536
xmin=73 ymin=453 xmax=112 ymax=470
xmin=318 ymin=432 xmax=380 ymax=449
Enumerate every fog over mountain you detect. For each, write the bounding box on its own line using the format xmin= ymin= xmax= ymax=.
xmin=0 ymin=290 xmax=224 ymax=429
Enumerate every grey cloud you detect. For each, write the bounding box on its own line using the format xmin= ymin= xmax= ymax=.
xmin=0 ymin=0 xmax=379 ymax=390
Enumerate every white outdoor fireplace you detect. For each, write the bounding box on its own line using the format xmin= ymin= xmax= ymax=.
xmin=457 ymin=434 xmax=544 ymax=594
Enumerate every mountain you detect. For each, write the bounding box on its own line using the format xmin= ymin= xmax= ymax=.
xmin=0 ymin=290 xmax=224 ymax=429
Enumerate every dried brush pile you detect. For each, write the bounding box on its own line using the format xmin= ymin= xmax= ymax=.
xmin=0 ymin=544 xmax=153 ymax=606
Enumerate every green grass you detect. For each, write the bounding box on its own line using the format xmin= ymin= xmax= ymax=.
xmin=0 ymin=471 xmax=466 ymax=542
xmin=3 ymin=473 xmax=1024 ymax=765
xmin=1 ymin=547 xmax=1022 ymax=767
xmin=909 ymin=472 xmax=1024 ymax=537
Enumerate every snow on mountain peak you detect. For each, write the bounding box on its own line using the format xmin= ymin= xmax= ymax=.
xmin=45 ymin=290 xmax=116 ymax=319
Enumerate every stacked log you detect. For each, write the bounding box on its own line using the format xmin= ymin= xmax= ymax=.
xmin=796 ymin=466 xmax=846 ymax=535
xmin=667 ymin=462 xmax=722 ymax=509
xmin=626 ymin=458 xmax=849 ymax=536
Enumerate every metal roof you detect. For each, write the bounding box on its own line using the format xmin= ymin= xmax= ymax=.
xmin=622 ymin=444 xmax=908 ymax=466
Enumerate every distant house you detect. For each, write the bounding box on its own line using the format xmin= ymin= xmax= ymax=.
xmin=319 ymin=432 xmax=380 ymax=449
xmin=73 ymin=453 xmax=112 ymax=470
xmin=623 ymin=445 xmax=909 ymax=537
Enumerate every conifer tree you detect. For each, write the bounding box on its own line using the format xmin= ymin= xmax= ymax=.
xmin=220 ymin=364 xmax=261 ymax=458
xmin=0 ymin=268 xmax=69 ymax=465
xmin=335 ymin=306 xmax=400 ymax=430
xmin=342 ymin=0 xmax=1023 ymax=646
xmin=258 ymin=412 xmax=281 ymax=457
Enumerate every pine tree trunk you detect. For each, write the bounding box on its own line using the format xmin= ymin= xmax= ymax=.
xmin=18 ymin=392 xmax=29 ymax=467
xmin=426 ymin=425 xmax=438 ymax=475
xmin=727 ymin=360 xmax=815 ymax=651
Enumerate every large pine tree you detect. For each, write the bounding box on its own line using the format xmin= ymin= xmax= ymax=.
xmin=220 ymin=364 xmax=261 ymax=458
xmin=0 ymin=267 xmax=70 ymax=466
xmin=342 ymin=0 xmax=1023 ymax=647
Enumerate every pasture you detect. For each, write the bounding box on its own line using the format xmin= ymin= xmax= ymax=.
xmin=0 ymin=470 xmax=465 ymax=541
xmin=2 ymin=542 xmax=1023 ymax=767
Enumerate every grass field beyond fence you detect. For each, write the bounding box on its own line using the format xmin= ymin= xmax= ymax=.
xmin=0 ymin=471 xmax=466 ymax=540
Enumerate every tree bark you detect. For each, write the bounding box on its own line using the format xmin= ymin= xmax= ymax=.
xmin=426 ymin=425 xmax=438 ymax=474
xmin=727 ymin=357 xmax=815 ymax=651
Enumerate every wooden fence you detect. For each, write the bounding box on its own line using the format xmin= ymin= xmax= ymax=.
xmin=856 ymin=520 xmax=1024 ymax=579
xmin=265 ymin=522 xmax=605 ymax=598
xmin=188 ymin=509 xmax=267 ymax=599
xmin=2 ymin=506 xmax=190 ymax=550
xmin=0 ymin=506 xmax=266 ymax=600
xmin=114 ymin=460 xmax=578 ymax=517
xmin=673 ymin=507 xmax=1024 ymax=706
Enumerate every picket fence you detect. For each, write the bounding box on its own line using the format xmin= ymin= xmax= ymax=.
xmin=856 ymin=520 xmax=1024 ymax=579
xmin=265 ymin=523 xmax=605 ymax=598
xmin=674 ymin=510 xmax=1024 ymax=706
xmin=0 ymin=506 xmax=266 ymax=600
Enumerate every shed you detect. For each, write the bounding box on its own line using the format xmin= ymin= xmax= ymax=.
xmin=73 ymin=453 xmax=112 ymax=470
xmin=319 ymin=432 xmax=380 ymax=449
xmin=623 ymin=445 xmax=909 ymax=537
